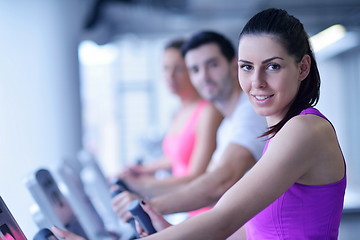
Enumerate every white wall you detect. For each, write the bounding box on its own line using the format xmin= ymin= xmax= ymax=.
xmin=0 ymin=0 xmax=90 ymax=237
xmin=317 ymin=47 xmax=360 ymax=193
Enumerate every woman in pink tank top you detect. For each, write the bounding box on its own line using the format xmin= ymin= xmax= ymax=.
xmin=162 ymin=99 xmax=210 ymax=178
xmin=51 ymin=9 xmax=346 ymax=240
xmin=117 ymin=39 xmax=223 ymax=199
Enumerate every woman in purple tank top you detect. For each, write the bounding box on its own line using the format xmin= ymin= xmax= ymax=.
xmin=52 ymin=8 xmax=346 ymax=240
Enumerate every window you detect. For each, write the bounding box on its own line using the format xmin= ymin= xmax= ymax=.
xmin=79 ymin=35 xmax=178 ymax=176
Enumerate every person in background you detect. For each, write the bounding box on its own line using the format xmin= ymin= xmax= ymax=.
xmin=118 ymin=38 xmax=223 ymax=199
xmin=112 ymin=30 xmax=267 ymax=222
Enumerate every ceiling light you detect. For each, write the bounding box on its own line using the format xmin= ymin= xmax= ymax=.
xmin=310 ymin=24 xmax=346 ymax=53
xmin=79 ymin=41 xmax=118 ymax=66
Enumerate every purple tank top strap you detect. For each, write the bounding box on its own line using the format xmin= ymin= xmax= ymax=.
xmin=299 ymin=107 xmax=328 ymax=121
xmin=262 ymin=108 xmax=330 ymax=154
xmin=300 ymin=107 xmax=339 ymax=131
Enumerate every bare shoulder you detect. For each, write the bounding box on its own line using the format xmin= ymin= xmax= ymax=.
xmin=264 ymin=114 xmax=336 ymax=174
xmin=203 ymin=101 xmax=222 ymax=114
xmin=272 ymin=114 xmax=344 ymax=184
xmin=277 ymin=113 xmax=334 ymax=146
xmin=195 ymin=102 xmax=223 ymax=137
xmin=199 ymin=102 xmax=223 ymax=122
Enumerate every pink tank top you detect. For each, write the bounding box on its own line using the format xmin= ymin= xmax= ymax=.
xmin=245 ymin=108 xmax=346 ymax=240
xmin=162 ymin=99 xmax=209 ymax=177
xmin=162 ymin=100 xmax=212 ymax=217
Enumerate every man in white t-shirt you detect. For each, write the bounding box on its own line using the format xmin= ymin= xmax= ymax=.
xmin=112 ymin=31 xmax=267 ymax=221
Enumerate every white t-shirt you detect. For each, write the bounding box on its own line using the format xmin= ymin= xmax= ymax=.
xmin=209 ymin=92 xmax=267 ymax=170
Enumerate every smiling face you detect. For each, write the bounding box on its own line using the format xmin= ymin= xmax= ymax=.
xmin=185 ymin=43 xmax=235 ymax=103
xmin=238 ymin=34 xmax=310 ymax=126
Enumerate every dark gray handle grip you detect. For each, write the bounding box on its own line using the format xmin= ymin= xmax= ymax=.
xmin=128 ymin=200 xmax=157 ymax=235
xmin=33 ymin=228 xmax=59 ymax=240
xmin=110 ymin=188 xmax=139 ymax=239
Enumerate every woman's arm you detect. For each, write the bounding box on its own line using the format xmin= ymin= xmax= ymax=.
xmin=142 ymin=116 xmax=335 ymax=239
xmin=123 ymin=103 xmax=223 ymax=197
